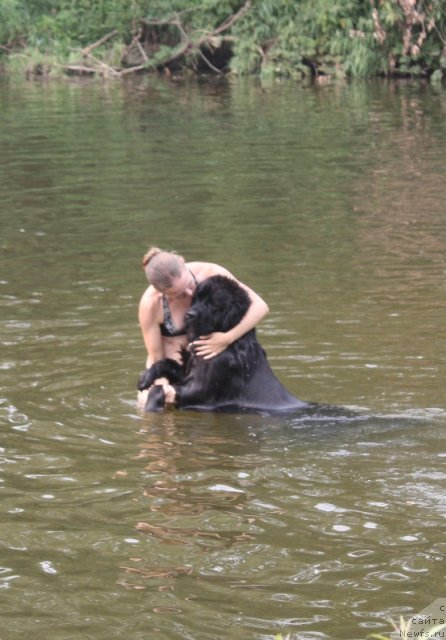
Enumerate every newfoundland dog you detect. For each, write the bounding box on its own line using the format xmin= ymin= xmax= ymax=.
xmin=138 ymin=275 xmax=310 ymax=414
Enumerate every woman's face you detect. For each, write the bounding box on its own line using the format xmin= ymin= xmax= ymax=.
xmin=163 ymin=268 xmax=196 ymax=302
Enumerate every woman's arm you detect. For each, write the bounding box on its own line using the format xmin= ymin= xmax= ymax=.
xmin=138 ymin=291 xmax=165 ymax=367
xmin=137 ymin=293 xmax=170 ymax=402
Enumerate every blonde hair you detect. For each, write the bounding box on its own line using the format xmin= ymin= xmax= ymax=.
xmin=142 ymin=247 xmax=185 ymax=290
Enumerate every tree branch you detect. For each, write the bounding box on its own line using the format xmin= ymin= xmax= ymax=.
xmin=135 ymin=0 xmax=250 ymax=69
xmin=198 ymin=49 xmax=223 ymax=73
xmin=213 ymin=0 xmax=251 ymax=36
xmin=81 ymin=30 xmax=118 ymax=55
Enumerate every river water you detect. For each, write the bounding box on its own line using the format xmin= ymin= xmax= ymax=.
xmin=0 ymin=75 xmax=445 ymax=640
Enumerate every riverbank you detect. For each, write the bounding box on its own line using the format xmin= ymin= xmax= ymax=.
xmin=1 ymin=0 xmax=446 ymax=84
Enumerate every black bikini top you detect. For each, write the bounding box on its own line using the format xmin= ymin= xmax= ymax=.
xmin=159 ymin=270 xmax=198 ymax=337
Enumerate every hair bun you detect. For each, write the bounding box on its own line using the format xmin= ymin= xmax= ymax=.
xmin=142 ymin=247 xmax=162 ymax=269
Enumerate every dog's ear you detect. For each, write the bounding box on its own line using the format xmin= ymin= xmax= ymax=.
xmin=190 ymin=275 xmax=250 ymax=333
xmin=220 ymin=285 xmax=250 ymax=331
xmin=221 ymin=303 xmax=244 ymax=332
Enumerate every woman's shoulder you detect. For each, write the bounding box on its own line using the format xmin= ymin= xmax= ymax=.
xmin=139 ymin=285 xmax=162 ymax=318
xmin=186 ymin=261 xmax=232 ymax=279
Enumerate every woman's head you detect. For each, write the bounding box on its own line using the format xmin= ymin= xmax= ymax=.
xmin=142 ymin=247 xmax=186 ymax=291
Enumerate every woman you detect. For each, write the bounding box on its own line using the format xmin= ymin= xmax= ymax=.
xmin=138 ymin=247 xmax=269 ymax=400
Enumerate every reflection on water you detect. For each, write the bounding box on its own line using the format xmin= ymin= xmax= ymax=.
xmin=0 ymin=76 xmax=445 ymax=639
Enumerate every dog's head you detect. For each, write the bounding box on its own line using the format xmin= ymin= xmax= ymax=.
xmin=185 ymin=275 xmax=250 ymax=340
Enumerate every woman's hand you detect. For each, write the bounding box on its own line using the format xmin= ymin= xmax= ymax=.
xmin=164 ymin=384 xmax=176 ymax=404
xmin=191 ymin=332 xmax=231 ymax=360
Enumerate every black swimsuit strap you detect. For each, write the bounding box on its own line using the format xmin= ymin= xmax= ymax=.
xmin=189 ymin=269 xmax=198 ymax=286
xmin=160 ymin=269 xmax=198 ymax=337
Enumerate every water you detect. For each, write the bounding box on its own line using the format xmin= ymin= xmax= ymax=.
xmin=0 ymin=75 xmax=445 ymax=640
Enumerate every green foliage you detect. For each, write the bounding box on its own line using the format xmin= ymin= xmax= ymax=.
xmin=0 ymin=0 xmax=445 ymax=81
xmin=229 ymin=0 xmax=446 ymax=79
xmin=2 ymin=0 xmax=157 ymax=52
xmin=0 ymin=0 xmax=28 ymax=46
xmin=230 ymin=0 xmax=378 ymax=77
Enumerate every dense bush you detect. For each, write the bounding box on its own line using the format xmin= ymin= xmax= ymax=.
xmin=229 ymin=0 xmax=446 ymax=80
xmin=0 ymin=0 xmax=445 ymax=81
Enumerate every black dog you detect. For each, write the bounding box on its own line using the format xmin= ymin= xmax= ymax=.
xmin=138 ymin=275 xmax=310 ymax=414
